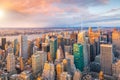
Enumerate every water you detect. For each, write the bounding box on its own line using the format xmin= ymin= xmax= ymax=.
xmin=0 ymin=34 xmax=42 ymax=44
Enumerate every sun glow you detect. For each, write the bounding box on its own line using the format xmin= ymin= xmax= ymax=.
xmin=0 ymin=9 xmax=5 ymax=18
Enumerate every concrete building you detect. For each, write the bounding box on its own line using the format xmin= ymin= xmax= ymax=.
xmin=50 ymin=38 xmax=57 ymax=60
xmin=64 ymin=45 xmax=72 ymax=55
xmin=112 ymin=60 xmax=120 ymax=77
xmin=73 ymin=43 xmax=84 ymax=71
xmin=7 ymin=53 xmax=15 ymax=72
xmin=100 ymin=44 xmax=113 ymax=75
xmin=1 ymin=38 xmax=6 ymax=50
xmin=78 ymin=31 xmax=89 ymax=66
xmin=32 ymin=53 xmax=41 ymax=74
xmin=19 ymin=35 xmax=28 ymax=59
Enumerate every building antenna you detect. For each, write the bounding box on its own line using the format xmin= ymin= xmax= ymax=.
xmin=80 ymin=17 xmax=83 ymax=32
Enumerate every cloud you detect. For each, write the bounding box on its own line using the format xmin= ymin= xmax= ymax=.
xmin=0 ymin=0 xmax=120 ymax=28
xmin=0 ymin=0 xmax=110 ymax=15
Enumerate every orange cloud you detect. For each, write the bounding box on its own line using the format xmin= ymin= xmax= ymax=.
xmin=0 ymin=0 xmax=63 ymax=15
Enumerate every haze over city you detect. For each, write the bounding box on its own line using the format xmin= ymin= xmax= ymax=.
xmin=0 ymin=0 xmax=120 ymax=28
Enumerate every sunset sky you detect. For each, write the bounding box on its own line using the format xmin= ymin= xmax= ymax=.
xmin=0 ymin=0 xmax=120 ymax=28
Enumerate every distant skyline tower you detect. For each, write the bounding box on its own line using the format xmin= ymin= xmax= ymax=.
xmin=50 ymin=38 xmax=57 ymax=60
xmin=7 ymin=53 xmax=15 ymax=72
xmin=100 ymin=44 xmax=113 ymax=75
xmin=19 ymin=35 xmax=28 ymax=59
xmin=1 ymin=38 xmax=6 ymax=50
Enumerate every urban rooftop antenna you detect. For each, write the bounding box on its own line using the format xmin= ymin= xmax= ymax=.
xmin=80 ymin=17 xmax=83 ymax=32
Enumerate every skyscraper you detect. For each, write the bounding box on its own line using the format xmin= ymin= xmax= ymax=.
xmin=27 ymin=40 xmax=34 ymax=57
xmin=112 ymin=60 xmax=120 ymax=77
xmin=78 ymin=31 xmax=89 ymax=66
xmin=1 ymin=38 xmax=6 ymax=50
xmin=7 ymin=53 xmax=15 ymax=72
xmin=50 ymin=38 xmax=57 ymax=60
xmin=36 ymin=51 xmax=47 ymax=73
xmin=112 ymin=28 xmax=120 ymax=58
xmin=100 ymin=44 xmax=113 ymax=75
xmin=73 ymin=44 xmax=84 ymax=71
xmin=64 ymin=45 xmax=72 ymax=55
xmin=19 ymin=35 xmax=28 ymax=59
xmin=42 ymin=43 xmax=50 ymax=52
xmin=56 ymin=46 xmax=64 ymax=60
xmin=32 ymin=53 xmax=41 ymax=74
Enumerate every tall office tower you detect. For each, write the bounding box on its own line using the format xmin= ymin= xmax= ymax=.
xmin=45 ymin=34 xmax=50 ymax=43
xmin=73 ymin=44 xmax=84 ymax=71
xmin=27 ymin=40 xmax=34 ymax=57
xmin=100 ymin=33 xmax=109 ymax=44
xmin=41 ymin=34 xmax=46 ymax=43
xmin=56 ymin=46 xmax=64 ymax=60
xmin=112 ymin=60 xmax=120 ymax=77
xmin=87 ymin=43 xmax=96 ymax=62
xmin=56 ymin=63 xmax=64 ymax=80
xmin=36 ymin=37 xmax=41 ymax=49
xmin=78 ymin=31 xmax=89 ymax=67
xmin=14 ymin=39 xmax=20 ymax=56
xmin=37 ymin=51 xmax=47 ymax=73
xmin=112 ymin=28 xmax=120 ymax=58
xmin=60 ymin=72 xmax=71 ymax=80
xmin=47 ymin=52 xmax=52 ymax=62
xmin=66 ymin=54 xmax=76 ymax=75
xmin=73 ymin=69 xmax=82 ymax=80
xmin=64 ymin=37 xmax=71 ymax=46
xmin=88 ymin=27 xmax=100 ymax=43
xmin=32 ymin=53 xmax=41 ymax=74
xmin=6 ymin=44 xmax=14 ymax=54
xmin=7 ymin=53 xmax=15 ymax=72
xmin=95 ymin=38 xmax=100 ymax=55
xmin=62 ymin=59 xmax=71 ymax=74
xmin=64 ymin=45 xmax=72 ymax=55
xmin=20 ymin=57 xmax=24 ymax=71
xmin=70 ymin=31 xmax=77 ymax=43
xmin=42 ymin=62 xmax=55 ymax=80
xmin=1 ymin=38 xmax=6 ymax=50
xmin=42 ymin=43 xmax=50 ymax=52
xmin=50 ymin=38 xmax=57 ymax=60
xmin=33 ymin=45 xmax=39 ymax=54
xmin=100 ymin=44 xmax=113 ymax=75
xmin=57 ymin=35 xmax=64 ymax=53
xmin=18 ymin=35 xmax=28 ymax=59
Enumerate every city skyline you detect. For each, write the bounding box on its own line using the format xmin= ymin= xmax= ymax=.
xmin=0 ymin=0 xmax=120 ymax=28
